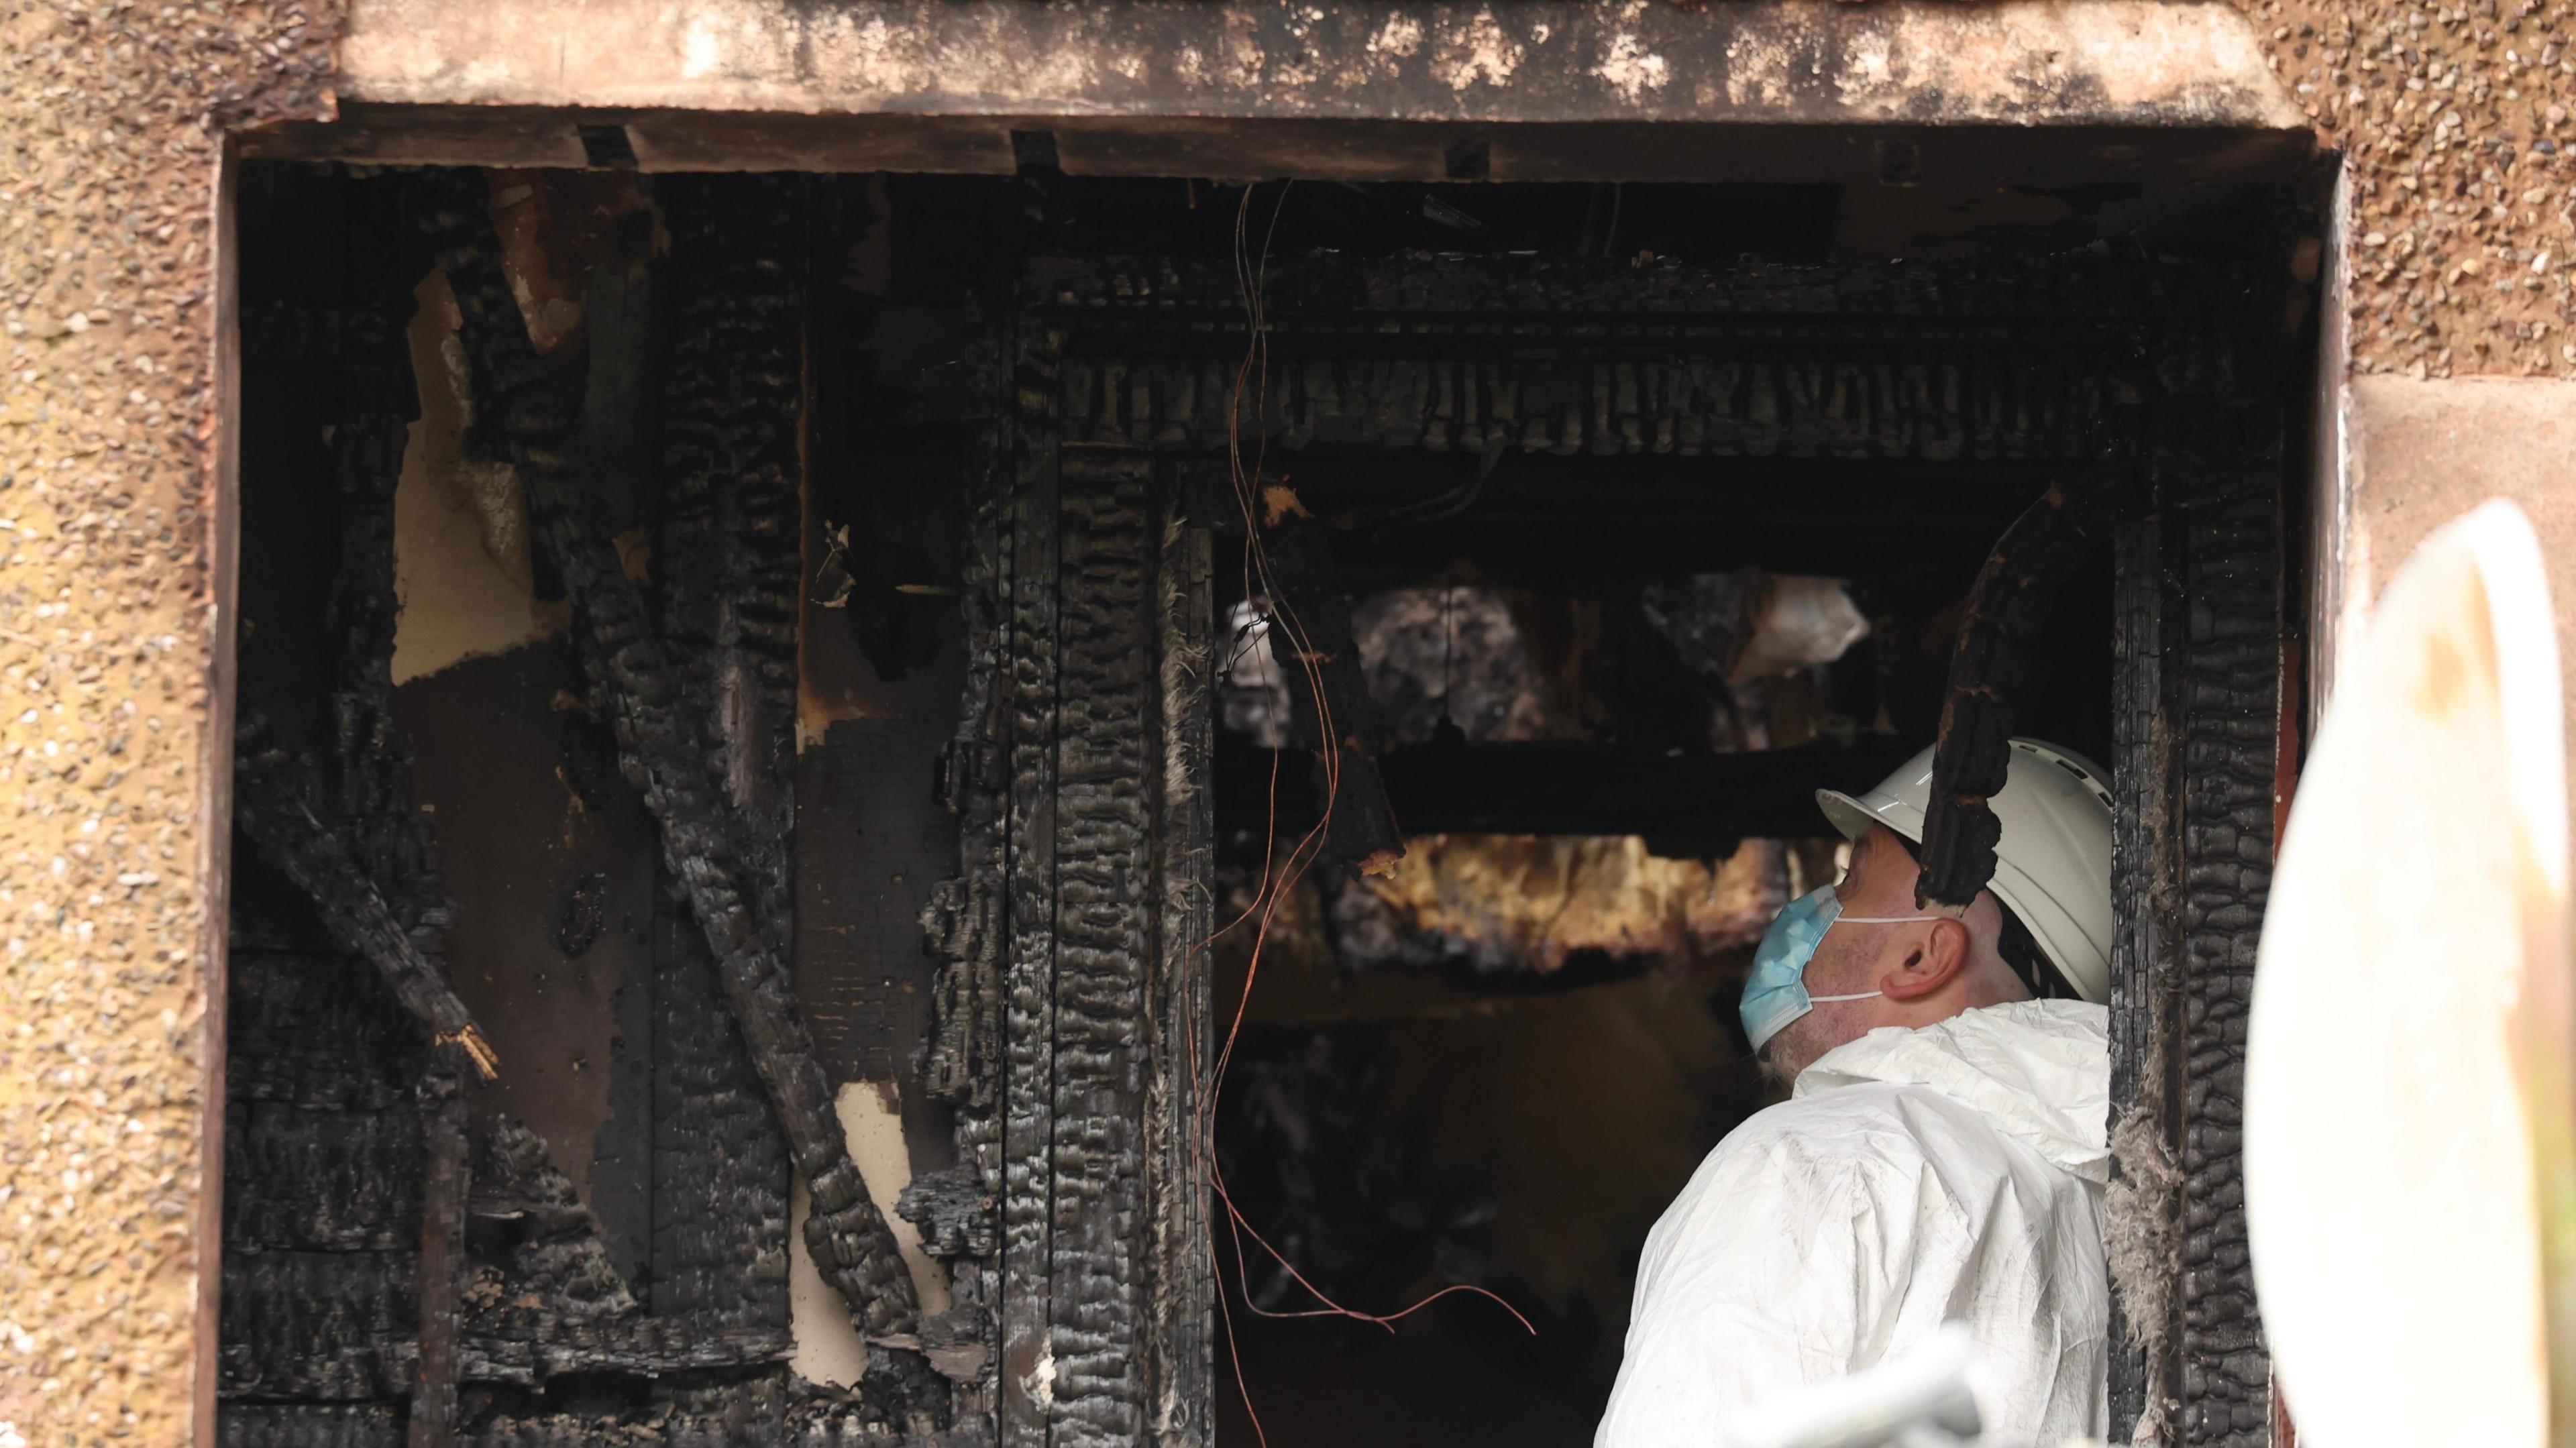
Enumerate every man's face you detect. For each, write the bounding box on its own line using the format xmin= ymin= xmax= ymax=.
xmin=1759 ymin=824 xmax=1930 ymax=1084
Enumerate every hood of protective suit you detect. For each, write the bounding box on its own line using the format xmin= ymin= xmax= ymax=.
xmin=1793 ymin=999 xmax=2111 ymax=1182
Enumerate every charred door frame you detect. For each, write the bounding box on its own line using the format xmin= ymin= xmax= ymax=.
xmin=936 ymin=251 xmax=2294 ymax=1447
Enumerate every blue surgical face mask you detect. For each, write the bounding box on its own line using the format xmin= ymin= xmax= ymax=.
xmin=1740 ymin=885 xmax=1938 ymax=1054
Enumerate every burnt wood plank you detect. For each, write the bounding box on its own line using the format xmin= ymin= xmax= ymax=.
xmin=920 ymin=315 xmax=1017 ymax=1431
xmin=650 ymin=897 xmax=792 ymax=1331
xmin=2108 ymin=514 xmax=2186 ymax=1443
xmin=410 ymin=1078 xmax=470 ymax=1448
xmin=220 ymin=1251 xmax=421 ymax=1400
xmin=1146 ymin=482 xmax=1217 ymax=1447
xmin=2173 ymin=463 xmax=2282 ymax=1447
xmin=225 ymin=1101 xmax=423 ymax=1253
xmin=1048 ymin=450 xmax=1159 ymax=1447
xmin=999 ymin=321 xmax=1067 ymax=1447
xmin=219 ymin=1404 xmax=405 ymax=1448
xmin=415 ymin=170 xmax=922 ymax=1351
xmin=796 ymin=716 xmax=958 ymax=1083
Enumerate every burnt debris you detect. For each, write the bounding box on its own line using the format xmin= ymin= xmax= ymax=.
xmin=409 ymin=172 xmax=930 ymax=1390
xmin=1915 ymin=467 xmax=2137 ymax=911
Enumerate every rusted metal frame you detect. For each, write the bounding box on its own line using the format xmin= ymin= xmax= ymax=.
xmin=1146 ymin=468 xmax=1218 ymax=1448
xmin=409 ymin=1074 xmax=470 ymax=1448
xmin=1915 ymin=465 xmax=2137 ymax=909
xmin=411 ymin=173 xmax=925 ymax=1363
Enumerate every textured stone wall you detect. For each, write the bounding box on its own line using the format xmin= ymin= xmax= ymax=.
xmin=2241 ymin=0 xmax=2576 ymax=376
xmin=0 ymin=4 xmax=338 ymax=1446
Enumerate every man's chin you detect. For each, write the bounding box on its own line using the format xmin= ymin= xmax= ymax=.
xmin=1758 ymin=1017 xmax=1831 ymax=1089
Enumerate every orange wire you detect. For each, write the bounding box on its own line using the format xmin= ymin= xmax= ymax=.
xmin=1193 ymin=180 xmax=1536 ymax=1448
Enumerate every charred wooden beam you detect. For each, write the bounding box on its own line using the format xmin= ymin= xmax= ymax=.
xmin=411 ymin=172 xmax=925 ymax=1363
xmin=408 ymin=1074 xmax=468 ymax=1448
xmin=1259 ymin=512 xmax=1406 ymax=875
xmin=1217 ymin=734 xmax=1917 ymax=852
xmin=233 ymin=720 xmax=499 ymax=1082
xmin=1915 ymin=469 xmax=2134 ymax=909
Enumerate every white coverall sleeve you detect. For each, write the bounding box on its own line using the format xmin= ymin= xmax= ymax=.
xmin=1594 ymin=1139 xmax=1904 ymax=1448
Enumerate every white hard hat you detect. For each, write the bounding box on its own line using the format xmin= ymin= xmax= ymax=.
xmin=1815 ymin=738 xmax=2115 ymax=1004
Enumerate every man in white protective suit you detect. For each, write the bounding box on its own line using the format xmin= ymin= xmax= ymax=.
xmin=1595 ymin=738 xmax=2117 ymax=1448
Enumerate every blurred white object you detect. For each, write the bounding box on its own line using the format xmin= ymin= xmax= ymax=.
xmin=2246 ymin=498 xmax=2575 ymax=1448
xmin=1729 ymin=574 xmax=1872 ymax=683
xmin=1721 ymin=1323 xmax=1982 ymax=1448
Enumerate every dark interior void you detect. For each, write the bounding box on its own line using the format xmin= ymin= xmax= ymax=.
xmin=1195 ymin=373 xmax=2114 ymax=1448
xmin=222 ymin=158 xmax=2303 ymax=1446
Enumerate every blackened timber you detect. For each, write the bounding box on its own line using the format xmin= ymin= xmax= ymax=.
xmin=412 ymin=172 xmax=922 ymax=1349
xmin=649 ymin=173 xmax=800 ymax=1345
xmin=920 ymin=313 xmax=1015 ymax=1431
xmin=1146 ymin=484 xmax=1216 ymax=1447
xmin=219 ymin=1404 xmax=402 ymax=1448
xmin=409 ymin=1076 xmax=468 ymax=1448
xmin=1050 ymin=452 xmax=1157 ymax=1447
xmin=1215 ymin=734 xmax=1918 ymax=849
xmin=2172 ymin=465 xmax=2282 ymax=1447
xmin=655 ymin=174 xmax=804 ymax=927
xmin=1916 ymin=470 xmax=2133 ymax=909
xmin=233 ymin=723 xmax=499 ymax=1082
xmin=1260 ymin=515 xmax=1405 ymax=875
xmin=998 ymin=321 xmax=1065 ymax=1448
xmin=2106 ymin=518 xmax=2184 ymax=1443
xmin=650 ymin=897 xmax=790 ymax=1333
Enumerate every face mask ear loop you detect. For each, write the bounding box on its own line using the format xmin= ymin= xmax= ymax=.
xmin=1804 ymin=990 xmax=1884 ymax=1004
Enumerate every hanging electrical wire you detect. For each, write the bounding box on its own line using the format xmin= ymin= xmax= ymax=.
xmin=1194 ymin=179 xmax=1535 ymax=1448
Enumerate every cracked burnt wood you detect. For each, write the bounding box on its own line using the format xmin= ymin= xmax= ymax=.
xmin=233 ymin=724 xmax=498 ymax=1082
xmin=919 ymin=314 xmax=1015 ymax=1431
xmin=975 ymin=248 xmax=2286 ymax=1445
xmin=2108 ymin=517 xmax=2185 ymax=1443
xmin=1916 ymin=468 xmax=2135 ymax=910
xmin=223 ymin=288 xmax=455 ymax=1426
xmin=647 ymin=174 xmax=800 ymax=1349
xmin=220 ymin=1404 xmax=404 ymax=1448
xmin=944 ymin=316 xmax=1214 ymax=1445
xmin=997 ymin=320 xmax=1066 ymax=1447
xmin=412 ymin=1076 xmax=470 ymax=1448
xmin=414 ymin=174 xmax=926 ymax=1375
xmin=1146 ymin=480 xmax=1217 ymax=1447
xmin=2100 ymin=269 xmax=2287 ymax=1448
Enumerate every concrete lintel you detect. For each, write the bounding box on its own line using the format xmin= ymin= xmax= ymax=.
xmin=324 ymin=0 xmax=2308 ymax=149
xmin=2337 ymin=375 xmax=2576 ymax=822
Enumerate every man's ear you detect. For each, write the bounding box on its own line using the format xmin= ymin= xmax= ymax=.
xmin=1879 ymin=917 xmax=1974 ymax=1001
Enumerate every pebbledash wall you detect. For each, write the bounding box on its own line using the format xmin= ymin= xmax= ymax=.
xmin=2 ymin=1 xmax=2571 ymax=1445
